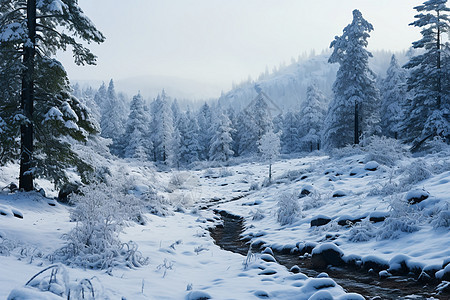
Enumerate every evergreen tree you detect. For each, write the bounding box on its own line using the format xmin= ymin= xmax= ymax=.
xmin=150 ymin=90 xmax=175 ymax=163
xmin=0 ymin=0 xmax=104 ymax=189
xmin=197 ymin=103 xmax=213 ymax=160
xmin=322 ymin=9 xmax=380 ymax=149
xmin=122 ymin=93 xmax=150 ymax=159
xmin=300 ymin=84 xmax=328 ymax=151
xmin=237 ymin=94 xmax=273 ymax=155
xmin=177 ymin=111 xmax=201 ymax=165
xmin=381 ymin=55 xmax=408 ymax=139
xmin=100 ymin=79 xmax=126 ymax=154
xmin=171 ymin=99 xmax=181 ymax=125
xmin=280 ymin=111 xmax=301 ymax=154
xmin=209 ymin=112 xmax=234 ymax=162
xmin=404 ymin=0 xmax=450 ymax=147
xmin=0 ymin=44 xmax=21 ymax=165
xmin=94 ymin=82 xmax=107 ymax=113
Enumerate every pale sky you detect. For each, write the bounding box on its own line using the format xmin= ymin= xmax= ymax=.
xmin=58 ymin=0 xmax=423 ymax=97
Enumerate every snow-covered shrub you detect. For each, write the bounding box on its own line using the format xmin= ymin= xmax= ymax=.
xmin=348 ymin=219 xmax=375 ymax=242
xmin=251 ymin=208 xmax=265 ymax=221
xmin=219 ymin=168 xmax=233 ymax=177
xmin=276 ymin=169 xmax=304 ymax=182
xmin=362 ymin=136 xmax=408 ymax=166
xmin=8 ymin=264 xmax=108 ymax=300
xmin=143 ymin=187 xmax=174 ymax=217
xmin=0 ymin=235 xmax=17 ymax=256
xmin=203 ymin=168 xmax=215 ymax=178
xmin=400 ymin=159 xmax=432 ymax=186
xmin=277 ymin=193 xmax=302 ymax=225
xmin=367 ymin=169 xmax=405 ymax=196
xmin=330 ymin=144 xmax=364 ymax=159
xmin=423 ymin=136 xmax=450 ymax=154
xmin=431 ymin=203 xmax=450 ymax=228
xmin=56 ymin=183 xmax=147 ymax=270
xmin=250 ymin=181 xmax=260 ymax=191
xmin=170 ymin=192 xmax=195 ymax=213
xmin=302 ymin=192 xmax=326 ymax=210
xmin=168 ymin=172 xmax=199 ymax=191
xmin=368 ymin=181 xmax=401 ymax=197
xmin=377 ymin=196 xmax=421 ymax=240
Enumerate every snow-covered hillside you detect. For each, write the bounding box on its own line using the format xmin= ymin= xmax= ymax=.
xmin=217 ymin=50 xmax=407 ymax=112
xmin=0 ymin=142 xmax=449 ymax=299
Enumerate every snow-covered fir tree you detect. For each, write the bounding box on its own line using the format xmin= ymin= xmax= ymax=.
xmin=209 ymin=112 xmax=235 ymax=162
xmin=197 ymin=103 xmax=213 ymax=160
xmin=0 ymin=43 xmax=21 ymax=165
xmin=79 ymin=88 xmax=101 ymax=128
xmin=121 ymin=93 xmax=150 ymax=159
xmin=322 ymin=9 xmax=381 ymax=149
xmin=0 ymin=0 xmax=104 ymax=189
xmin=100 ymin=80 xmax=126 ymax=153
xmin=94 ymin=82 xmax=107 ymax=113
xmin=237 ymin=93 xmax=273 ymax=155
xmin=171 ymin=99 xmax=182 ymax=125
xmin=280 ymin=111 xmax=301 ymax=154
xmin=300 ymin=84 xmax=328 ymax=151
xmin=177 ymin=111 xmax=202 ymax=165
xmin=381 ymin=55 xmax=408 ymax=139
xmin=404 ymin=0 xmax=450 ymax=148
xmin=150 ymin=90 xmax=175 ymax=163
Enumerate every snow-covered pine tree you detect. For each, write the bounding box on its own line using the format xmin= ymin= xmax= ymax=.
xmin=380 ymin=55 xmax=408 ymax=139
xmin=122 ymin=93 xmax=150 ymax=159
xmin=0 ymin=43 xmax=21 ymax=165
xmin=177 ymin=111 xmax=202 ymax=166
xmin=100 ymin=79 xmax=126 ymax=154
xmin=197 ymin=103 xmax=213 ymax=160
xmin=0 ymin=0 xmax=104 ymax=189
xmin=280 ymin=111 xmax=301 ymax=154
xmin=322 ymin=9 xmax=381 ymax=150
xmin=225 ymin=107 xmax=240 ymax=157
xmin=94 ymin=82 xmax=107 ymax=112
xmin=209 ymin=112 xmax=235 ymax=162
xmin=258 ymin=129 xmax=281 ymax=183
xmin=404 ymin=0 xmax=450 ymax=149
xmin=79 ymin=87 xmax=101 ymax=128
xmin=171 ymin=99 xmax=181 ymax=125
xmin=150 ymin=90 xmax=175 ymax=163
xmin=300 ymin=84 xmax=328 ymax=151
xmin=237 ymin=93 xmax=273 ymax=156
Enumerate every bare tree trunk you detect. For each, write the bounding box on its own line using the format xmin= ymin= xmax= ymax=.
xmin=354 ymin=102 xmax=359 ymax=145
xmin=436 ymin=10 xmax=441 ymax=109
xmin=268 ymin=163 xmax=272 ymax=183
xmin=19 ymin=0 xmax=36 ymax=191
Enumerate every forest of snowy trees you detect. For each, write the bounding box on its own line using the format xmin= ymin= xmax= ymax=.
xmin=71 ymin=3 xmax=449 ymax=171
xmin=0 ymin=1 xmax=449 ymax=187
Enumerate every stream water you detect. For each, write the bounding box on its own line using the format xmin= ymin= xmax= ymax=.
xmin=209 ymin=211 xmax=447 ymax=300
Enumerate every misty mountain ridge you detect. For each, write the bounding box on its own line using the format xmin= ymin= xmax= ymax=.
xmin=72 ymin=49 xmax=408 ymax=110
xmin=217 ymin=49 xmax=409 ymax=112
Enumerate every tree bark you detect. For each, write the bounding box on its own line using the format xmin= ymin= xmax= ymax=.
xmin=354 ymin=101 xmax=360 ymax=145
xmin=19 ymin=0 xmax=36 ymax=191
xmin=436 ymin=10 xmax=441 ymax=109
xmin=268 ymin=163 xmax=272 ymax=183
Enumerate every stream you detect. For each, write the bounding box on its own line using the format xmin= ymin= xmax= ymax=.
xmin=209 ymin=211 xmax=447 ymax=300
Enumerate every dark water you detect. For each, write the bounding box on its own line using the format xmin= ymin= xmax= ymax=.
xmin=209 ymin=211 xmax=447 ymax=300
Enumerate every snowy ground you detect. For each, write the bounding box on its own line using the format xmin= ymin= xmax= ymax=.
xmin=0 ymin=148 xmax=449 ymax=299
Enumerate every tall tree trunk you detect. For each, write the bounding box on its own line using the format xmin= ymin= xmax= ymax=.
xmin=436 ymin=10 xmax=441 ymax=109
xmin=354 ymin=101 xmax=360 ymax=145
xmin=19 ymin=0 xmax=36 ymax=191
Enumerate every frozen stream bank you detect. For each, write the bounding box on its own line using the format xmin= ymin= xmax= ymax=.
xmin=210 ymin=210 xmax=447 ymax=300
